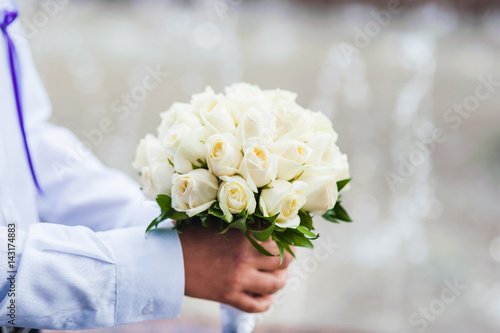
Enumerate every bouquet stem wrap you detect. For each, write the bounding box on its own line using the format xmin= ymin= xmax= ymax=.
xmin=221 ymin=304 xmax=256 ymax=333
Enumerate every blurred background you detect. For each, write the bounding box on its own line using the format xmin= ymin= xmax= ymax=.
xmin=18 ymin=0 xmax=500 ymax=332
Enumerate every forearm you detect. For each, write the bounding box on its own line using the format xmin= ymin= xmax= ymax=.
xmin=0 ymin=222 xmax=183 ymax=330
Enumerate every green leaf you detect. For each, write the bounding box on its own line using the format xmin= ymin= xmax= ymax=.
xmin=274 ymin=225 xmax=286 ymax=233
xmin=276 ymin=241 xmax=284 ymax=265
xmin=334 ymin=203 xmax=352 ymax=222
xmin=200 ymin=216 xmax=211 ymax=228
xmin=220 ymin=216 xmax=247 ymax=235
xmin=189 ymin=159 xmax=208 ymax=170
xmin=322 ymin=208 xmax=340 ymax=223
xmin=265 ymin=213 xmax=280 ymax=224
xmin=145 ymin=217 xmax=160 ymax=234
xmin=259 ymin=184 xmax=272 ymax=191
xmin=290 ymin=169 xmax=304 ymax=182
xmin=236 ymin=208 xmax=248 ymax=219
xmin=168 ymin=210 xmax=189 ymax=221
xmin=322 ymin=201 xmax=352 ymax=223
xmin=208 ymin=203 xmax=226 ymax=220
xmin=233 ymin=216 xmax=247 ymax=233
xmin=218 ymin=224 xmax=232 ymax=235
xmin=293 ymin=236 xmax=313 ymax=248
xmin=253 ymin=212 xmax=280 ymax=225
xmin=172 ymin=217 xmax=195 ymax=232
xmin=297 ymin=225 xmax=318 ymax=238
xmin=190 ymin=162 xmax=201 ymax=170
xmin=218 ymin=210 xmax=249 ymax=234
xmin=196 ymin=158 xmax=208 ymax=169
xmin=145 ymin=212 xmax=167 ymax=234
xmin=273 ymin=233 xmax=296 ymax=258
xmin=337 ymin=178 xmax=351 ymax=192
xmin=156 ymin=194 xmax=173 ymax=214
xmin=245 ymin=233 xmax=276 ymax=257
xmin=250 ymin=221 xmax=275 ymax=242
xmin=156 ymin=195 xmax=188 ymax=220
xmin=281 ymin=240 xmax=296 ymax=258
xmin=298 ymin=210 xmax=313 ymax=230
xmin=280 ymin=229 xmax=313 ymax=249
xmin=252 ymin=211 xmax=279 ymax=223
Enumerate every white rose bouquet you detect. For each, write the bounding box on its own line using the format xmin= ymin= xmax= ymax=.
xmin=134 ymin=82 xmax=352 ymax=263
xmin=134 ymin=83 xmax=351 ymax=332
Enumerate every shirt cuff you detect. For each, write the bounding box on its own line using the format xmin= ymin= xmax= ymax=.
xmin=108 ymin=221 xmax=184 ymax=325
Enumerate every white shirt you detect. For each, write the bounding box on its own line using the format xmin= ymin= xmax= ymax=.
xmin=0 ymin=6 xmax=184 ymax=330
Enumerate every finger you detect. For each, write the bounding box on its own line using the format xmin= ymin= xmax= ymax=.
xmin=281 ymin=249 xmax=294 ymax=268
xmin=229 ymin=291 xmax=274 ymax=313
xmin=241 ymin=269 xmax=287 ymax=296
xmin=268 ymin=266 xmax=288 ymax=282
xmin=248 ymin=239 xmax=280 ymax=256
xmin=251 ymin=247 xmax=294 ymax=271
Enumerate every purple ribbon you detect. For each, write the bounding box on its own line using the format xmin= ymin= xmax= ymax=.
xmin=1 ymin=3 xmax=42 ymax=192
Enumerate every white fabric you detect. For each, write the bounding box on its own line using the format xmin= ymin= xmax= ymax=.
xmin=220 ymin=304 xmax=256 ymax=333
xmin=0 ymin=8 xmax=184 ymax=330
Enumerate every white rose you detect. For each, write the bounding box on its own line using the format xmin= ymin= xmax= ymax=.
xmin=269 ymin=137 xmax=312 ymax=181
xmin=191 ymin=86 xmax=216 ymax=110
xmin=201 ymin=95 xmax=237 ymax=134
xmin=132 ymin=138 xmax=149 ymax=171
xmin=151 ymin=162 xmax=175 ymax=196
xmin=307 ymin=132 xmax=350 ymax=182
xmin=204 ymin=133 xmax=243 ymax=177
xmin=194 ymin=90 xmax=237 ymax=134
xmin=264 ymin=88 xmax=297 ymax=105
xmin=139 ymin=166 xmax=156 ymax=200
xmin=259 ymin=179 xmax=306 ymax=229
xmin=306 ymin=132 xmax=335 ymax=165
xmin=330 ymin=153 xmax=350 ymax=185
xmin=238 ymin=140 xmax=277 ymax=192
xmin=133 ymin=135 xmax=175 ymax=198
xmin=225 ymin=83 xmax=270 ymax=120
xmin=234 ymin=107 xmax=276 ymax=146
xmin=173 ymin=127 xmax=210 ymax=174
xmin=304 ymin=111 xmax=339 ymax=143
xmin=309 ymin=111 xmax=337 ymax=137
xmin=294 ymin=165 xmax=338 ymax=215
xmin=133 ymin=134 xmax=171 ymax=171
xmin=218 ymin=176 xmax=256 ymax=222
xmin=158 ymin=103 xmax=202 ymax=139
xmin=171 ymin=169 xmax=219 ymax=217
xmin=275 ymin=107 xmax=308 ymax=139
xmin=160 ymin=123 xmax=192 ymax=154
xmin=270 ymin=93 xmax=308 ymax=139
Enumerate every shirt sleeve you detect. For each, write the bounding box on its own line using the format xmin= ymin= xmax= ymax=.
xmin=30 ymin=121 xmax=161 ymax=232
xmin=0 ymin=222 xmax=184 ymax=330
